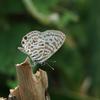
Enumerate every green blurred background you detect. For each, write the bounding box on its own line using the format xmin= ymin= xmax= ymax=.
xmin=0 ymin=0 xmax=100 ymax=100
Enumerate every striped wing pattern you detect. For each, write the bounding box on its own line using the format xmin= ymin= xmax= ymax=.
xmin=19 ymin=30 xmax=65 ymax=64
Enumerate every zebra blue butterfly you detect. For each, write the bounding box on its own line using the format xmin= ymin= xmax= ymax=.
xmin=18 ymin=30 xmax=66 ymax=65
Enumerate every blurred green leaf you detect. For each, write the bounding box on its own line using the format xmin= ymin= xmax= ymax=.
xmin=0 ymin=0 xmax=25 ymax=14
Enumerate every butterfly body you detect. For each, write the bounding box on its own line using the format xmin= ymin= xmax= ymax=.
xmin=18 ymin=30 xmax=66 ymax=64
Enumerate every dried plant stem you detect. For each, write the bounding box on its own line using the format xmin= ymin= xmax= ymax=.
xmin=7 ymin=57 xmax=50 ymax=100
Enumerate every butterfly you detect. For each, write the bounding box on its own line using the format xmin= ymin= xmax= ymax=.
xmin=18 ymin=30 xmax=66 ymax=65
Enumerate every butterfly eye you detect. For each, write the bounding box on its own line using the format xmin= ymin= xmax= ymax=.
xmin=24 ymin=36 xmax=27 ymax=40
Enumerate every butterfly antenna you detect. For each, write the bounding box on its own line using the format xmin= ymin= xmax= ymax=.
xmin=50 ymin=60 xmax=56 ymax=62
xmin=47 ymin=60 xmax=56 ymax=65
xmin=45 ymin=62 xmax=54 ymax=70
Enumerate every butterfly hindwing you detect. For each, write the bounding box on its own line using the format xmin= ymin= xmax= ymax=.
xmin=38 ymin=30 xmax=66 ymax=63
